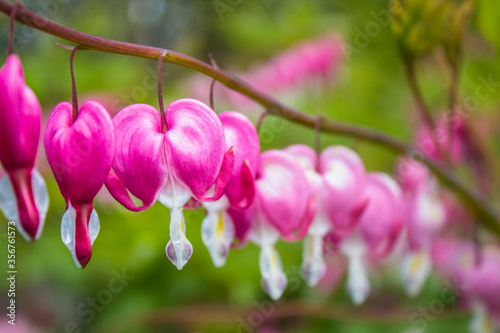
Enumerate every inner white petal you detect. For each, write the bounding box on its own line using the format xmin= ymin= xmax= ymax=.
xmin=0 ymin=168 xmax=48 ymax=241
xmin=158 ymin=176 xmax=194 ymax=269
xmin=88 ymin=208 xmax=100 ymax=245
xmin=0 ymin=173 xmax=25 ymax=239
xmin=341 ymin=238 xmax=370 ymax=305
xmin=470 ymin=302 xmax=494 ymax=333
xmin=417 ymin=188 xmax=446 ymax=231
xmin=201 ymin=205 xmax=235 ymax=268
xmin=202 ymin=195 xmax=230 ymax=213
xmin=61 ymin=204 xmax=81 ymax=268
xmin=259 ymin=244 xmax=287 ymax=300
xmin=166 ymin=208 xmax=193 ymax=270
xmin=401 ymin=250 xmax=432 ymax=297
xmin=301 ymin=234 xmax=326 ymax=287
xmin=32 ymin=168 xmax=49 ymax=240
xmin=249 ymin=216 xmax=280 ymax=247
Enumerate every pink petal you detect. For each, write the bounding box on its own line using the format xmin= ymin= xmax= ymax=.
xmin=282 ymin=195 xmax=317 ymax=241
xmin=105 ymin=170 xmax=152 ymax=211
xmin=165 ymin=99 xmax=229 ymax=201
xmin=0 ymin=55 xmax=44 ymax=240
xmin=358 ymin=172 xmax=403 ymax=257
xmin=228 ymin=201 xmax=257 ymax=248
xmin=228 ymin=159 xmax=255 ymax=209
xmin=196 ymin=147 xmax=235 ymax=202
xmin=0 ymin=55 xmax=41 ymax=170
xmin=44 ymin=101 xmax=115 ymax=205
xmin=73 ymin=203 xmax=94 ymax=268
xmin=218 ymin=111 xmax=260 ymax=209
xmin=319 ymin=146 xmax=366 ymax=233
xmin=255 ymin=150 xmax=311 ymax=236
xmin=284 ymin=144 xmax=318 ymax=172
xmin=6 ymin=168 xmax=39 ymax=239
xmin=106 ymin=103 xmax=167 ymax=209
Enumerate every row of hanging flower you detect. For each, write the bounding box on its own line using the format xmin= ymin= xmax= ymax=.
xmin=0 ymin=50 xmax=499 ymax=332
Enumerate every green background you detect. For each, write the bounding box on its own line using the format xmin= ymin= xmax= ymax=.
xmin=1 ymin=0 xmax=500 ymax=332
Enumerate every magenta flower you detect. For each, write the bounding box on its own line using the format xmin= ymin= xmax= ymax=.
xmin=285 ymin=145 xmax=366 ymax=287
xmin=341 ymin=172 xmax=403 ymax=305
xmin=432 ymin=239 xmax=500 ymax=332
xmin=415 ymin=116 xmax=467 ymax=163
xmin=397 ymin=159 xmax=447 ymax=297
xmin=105 ymin=99 xmax=234 ymax=269
xmin=229 ymin=150 xmax=315 ymax=299
xmin=201 ymin=111 xmax=259 ymax=267
xmin=0 ymin=54 xmax=48 ymax=241
xmin=319 ymin=146 xmax=367 ymax=236
xmin=44 ymin=101 xmax=115 ymax=268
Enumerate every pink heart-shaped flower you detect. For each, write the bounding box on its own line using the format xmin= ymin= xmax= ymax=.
xmin=201 ymin=111 xmax=260 ymax=267
xmin=45 ymin=101 xmax=115 ymax=268
xmin=0 ymin=54 xmax=48 ymax=242
xmin=105 ymin=99 xmax=234 ymax=269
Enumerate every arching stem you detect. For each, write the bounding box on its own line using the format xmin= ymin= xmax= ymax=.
xmin=157 ymin=50 xmax=168 ymax=133
xmin=5 ymin=0 xmax=17 ymax=56
xmin=208 ymin=53 xmax=218 ymax=111
xmin=70 ymin=45 xmax=80 ymax=122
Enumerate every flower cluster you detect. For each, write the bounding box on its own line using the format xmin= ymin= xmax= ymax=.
xmin=1 ymin=48 xmax=498 ymax=333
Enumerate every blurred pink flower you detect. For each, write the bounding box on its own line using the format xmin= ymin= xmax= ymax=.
xmin=432 ymin=238 xmax=500 ymax=331
xmin=187 ymin=33 xmax=344 ymax=111
xmin=202 ymin=111 xmax=260 ymax=267
xmin=0 ymin=54 xmax=48 ymax=242
xmin=285 ymin=144 xmax=366 ymax=287
xmin=341 ymin=172 xmax=403 ymax=305
xmin=229 ymin=149 xmax=315 ymax=300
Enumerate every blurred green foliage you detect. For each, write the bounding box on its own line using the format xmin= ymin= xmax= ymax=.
xmin=0 ymin=0 xmax=500 ymax=332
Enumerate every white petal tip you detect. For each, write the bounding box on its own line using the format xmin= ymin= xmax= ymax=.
xmin=259 ymin=245 xmax=288 ymax=300
xmin=402 ymin=251 xmax=432 ymax=298
xmin=166 ymin=239 xmax=192 ymax=270
xmin=301 ymin=235 xmax=326 ymax=287
xmin=201 ymin=210 xmax=234 ymax=268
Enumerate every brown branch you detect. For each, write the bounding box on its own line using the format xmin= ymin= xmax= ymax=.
xmin=97 ymin=301 xmax=467 ymax=333
xmin=0 ymin=1 xmax=499 ymax=235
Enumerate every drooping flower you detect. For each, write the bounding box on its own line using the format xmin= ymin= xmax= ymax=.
xmin=0 ymin=54 xmax=48 ymax=241
xmin=415 ymin=115 xmax=467 ymax=163
xmin=397 ymin=158 xmax=447 ymax=297
xmin=44 ymin=101 xmax=115 ymax=268
xmin=228 ymin=150 xmax=315 ymax=300
xmin=432 ymin=239 xmax=500 ymax=333
xmin=341 ymin=172 xmax=403 ymax=305
xmin=284 ymin=144 xmax=366 ymax=287
xmin=105 ymin=99 xmax=234 ymax=270
xmin=201 ymin=111 xmax=260 ymax=267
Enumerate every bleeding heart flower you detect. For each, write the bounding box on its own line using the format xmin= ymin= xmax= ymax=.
xmin=319 ymin=146 xmax=367 ymax=236
xmin=0 ymin=54 xmax=48 ymax=242
xmin=285 ymin=144 xmax=366 ymax=287
xmin=201 ymin=111 xmax=259 ymax=267
xmin=44 ymin=101 xmax=115 ymax=268
xmin=432 ymin=239 xmax=500 ymax=333
xmin=341 ymin=172 xmax=403 ymax=305
xmin=229 ymin=149 xmax=315 ymax=300
xmin=105 ymin=99 xmax=235 ymax=270
xmin=415 ymin=116 xmax=467 ymax=163
xmin=397 ymin=159 xmax=447 ymax=297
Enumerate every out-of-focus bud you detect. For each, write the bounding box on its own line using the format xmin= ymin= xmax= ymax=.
xmin=391 ymin=0 xmax=453 ymax=60
xmin=442 ymin=0 xmax=475 ymax=68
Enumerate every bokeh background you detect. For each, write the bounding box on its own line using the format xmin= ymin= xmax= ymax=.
xmin=1 ymin=0 xmax=500 ymax=332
